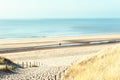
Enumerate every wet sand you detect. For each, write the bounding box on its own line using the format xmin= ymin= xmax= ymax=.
xmin=0 ymin=34 xmax=120 ymax=53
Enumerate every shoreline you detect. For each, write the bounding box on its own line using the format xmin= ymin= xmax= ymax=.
xmin=0 ymin=33 xmax=119 ymax=39
xmin=0 ymin=34 xmax=120 ymax=53
xmin=0 ymin=33 xmax=120 ymax=43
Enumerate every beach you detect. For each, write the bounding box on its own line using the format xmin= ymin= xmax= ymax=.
xmin=0 ymin=34 xmax=120 ymax=80
xmin=0 ymin=34 xmax=120 ymax=48
xmin=0 ymin=0 xmax=120 ymax=79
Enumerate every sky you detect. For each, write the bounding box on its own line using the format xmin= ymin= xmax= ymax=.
xmin=0 ymin=0 xmax=120 ymax=19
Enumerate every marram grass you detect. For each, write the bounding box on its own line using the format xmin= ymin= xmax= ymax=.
xmin=62 ymin=44 xmax=120 ymax=80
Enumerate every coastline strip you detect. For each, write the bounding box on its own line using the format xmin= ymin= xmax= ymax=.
xmin=0 ymin=39 xmax=120 ymax=53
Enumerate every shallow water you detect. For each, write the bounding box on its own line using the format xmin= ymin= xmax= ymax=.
xmin=0 ymin=19 xmax=120 ymax=38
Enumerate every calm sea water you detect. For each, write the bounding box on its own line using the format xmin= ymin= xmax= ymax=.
xmin=0 ymin=19 xmax=120 ymax=38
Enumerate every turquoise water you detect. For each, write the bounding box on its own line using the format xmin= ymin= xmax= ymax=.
xmin=0 ymin=19 xmax=120 ymax=38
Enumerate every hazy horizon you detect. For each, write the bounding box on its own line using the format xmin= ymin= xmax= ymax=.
xmin=0 ymin=18 xmax=120 ymax=20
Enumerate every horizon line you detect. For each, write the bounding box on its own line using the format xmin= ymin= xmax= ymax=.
xmin=0 ymin=18 xmax=120 ymax=20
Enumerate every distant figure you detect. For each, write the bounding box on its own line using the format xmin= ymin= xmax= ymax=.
xmin=59 ymin=43 xmax=61 ymax=46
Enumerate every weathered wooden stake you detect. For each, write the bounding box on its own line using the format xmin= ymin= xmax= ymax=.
xmin=55 ymin=75 xmax=57 ymax=80
xmin=26 ymin=62 xmax=28 ymax=68
xmin=22 ymin=62 xmax=24 ymax=68
xmin=30 ymin=62 xmax=31 ymax=67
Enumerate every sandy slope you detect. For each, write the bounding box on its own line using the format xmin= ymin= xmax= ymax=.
xmin=0 ymin=44 xmax=114 ymax=80
xmin=62 ymin=44 xmax=120 ymax=80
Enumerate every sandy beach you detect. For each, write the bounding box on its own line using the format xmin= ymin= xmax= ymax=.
xmin=0 ymin=34 xmax=120 ymax=49
xmin=1 ymin=0 xmax=120 ymax=79
xmin=0 ymin=34 xmax=120 ymax=80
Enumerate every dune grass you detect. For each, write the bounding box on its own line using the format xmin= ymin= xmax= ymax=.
xmin=62 ymin=44 xmax=120 ymax=80
xmin=0 ymin=57 xmax=16 ymax=70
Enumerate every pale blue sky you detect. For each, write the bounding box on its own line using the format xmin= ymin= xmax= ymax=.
xmin=0 ymin=0 xmax=120 ymax=19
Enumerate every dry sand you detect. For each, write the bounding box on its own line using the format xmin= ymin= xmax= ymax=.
xmin=0 ymin=34 xmax=120 ymax=80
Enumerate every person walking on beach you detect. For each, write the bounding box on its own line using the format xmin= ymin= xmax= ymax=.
xmin=59 ymin=43 xmax=61 ymax=46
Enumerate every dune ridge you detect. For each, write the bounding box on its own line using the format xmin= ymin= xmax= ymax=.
xmin=62 ymin=44 xmax=120 ymax=80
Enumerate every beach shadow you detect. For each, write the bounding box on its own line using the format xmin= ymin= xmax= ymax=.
xmin=0 ymin=69 xmax=18 ymax=79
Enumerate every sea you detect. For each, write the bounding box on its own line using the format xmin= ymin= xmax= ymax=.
xmin=0 ymin=19 xmax=120 ymax=38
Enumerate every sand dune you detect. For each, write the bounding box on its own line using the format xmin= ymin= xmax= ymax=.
xmin=62 ymin=44 xmax=120 ymax=80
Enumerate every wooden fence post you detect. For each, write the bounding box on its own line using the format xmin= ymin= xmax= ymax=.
xmin=59 ymin=72 xmax=61 ymax=79
xmin=22 ymin=62 xmax=24 ymax=68
xmin=30 ymin=62 xmax=31 ymax=67
xmin=54 ymin=75 xmax=57 ymax=80
xmin=26 ymin=62 xmax=28 ymax=68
